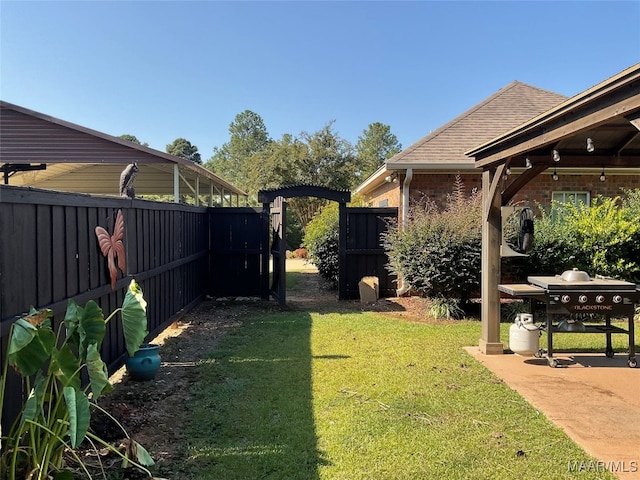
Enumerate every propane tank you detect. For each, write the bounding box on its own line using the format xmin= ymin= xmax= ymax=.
xmin=509 ymin=313 xmax=540 ymax=356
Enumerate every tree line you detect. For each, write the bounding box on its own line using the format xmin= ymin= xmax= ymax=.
xmin=120 ymin=110 xmax=402 ymax=239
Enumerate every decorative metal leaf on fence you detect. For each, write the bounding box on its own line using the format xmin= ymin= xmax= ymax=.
xmin=95 ymin=209 xmax=126 ymax=290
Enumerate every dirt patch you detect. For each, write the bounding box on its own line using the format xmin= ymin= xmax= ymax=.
xmin=89 ymin=271 xmax=435 ymax=478
xmin=91 ymin=298 xmax=263 ymax=478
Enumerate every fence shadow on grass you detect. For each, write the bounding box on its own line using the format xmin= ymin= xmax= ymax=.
xmin=172 ymin=267 xmax=402 ymax=478
xmin=185 ymin=310 xmax=331 ymax=480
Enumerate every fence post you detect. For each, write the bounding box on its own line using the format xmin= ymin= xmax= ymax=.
xmin=338 ymin=201 xmax=347 ymax=300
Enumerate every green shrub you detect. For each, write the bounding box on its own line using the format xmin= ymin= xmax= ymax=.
xmin=527 ymin=193 xmax=640 ymax=282
xmin=286 ymin=208 xmax=304 ymax=251
xmin=382 ymin=176 xmax=482 ymax=308
xmin=288 ymin=248 xmax=308 ymax=259
xmin=303 ymin=202 xmax=339 ymax=286
xmin=621 ymin=187 xmax=640 ymax=218
xmin=427 ymin=296 xmax=466 ymax=320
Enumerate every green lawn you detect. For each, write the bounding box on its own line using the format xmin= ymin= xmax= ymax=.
xmin=182 ymin=306 xmax=621 ymax=480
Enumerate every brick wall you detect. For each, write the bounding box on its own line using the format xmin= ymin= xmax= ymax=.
xmin=365 ymin=171 xmax=640 ymax=211
xmin=408 ymin=173 xmax=482 ymax=208
xmin=366 ymin=178 xmax=402 ymax=208
xmin=511 ymin=173 xmax=640 ymax=210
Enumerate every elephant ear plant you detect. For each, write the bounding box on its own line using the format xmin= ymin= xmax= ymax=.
xmin=0 ymin=279 xmax=157 ymax=480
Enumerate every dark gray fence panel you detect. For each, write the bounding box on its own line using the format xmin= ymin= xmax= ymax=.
xmin=209 ymin=207 xmax=263 ymax=297
xmin=0 ymin=184 xmax=209 ymax=366
xmin=344 ymin=207 xmax=398 ymax=299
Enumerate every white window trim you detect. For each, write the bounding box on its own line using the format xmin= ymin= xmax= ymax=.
xmin=552 ymin=191 xmax=591 ymax=206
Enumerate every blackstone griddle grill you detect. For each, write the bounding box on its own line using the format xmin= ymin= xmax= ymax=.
xmin=499 ymin=269 xmax=639 ymax=368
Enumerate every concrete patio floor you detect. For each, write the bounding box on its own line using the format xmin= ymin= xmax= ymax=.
xmin=466 ymin=347 xmax=640 ymax=479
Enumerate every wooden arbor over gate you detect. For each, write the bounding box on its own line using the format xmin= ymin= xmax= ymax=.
xmin=258 ymin=185 xmax=351 ymax=305
xmin=466 ymin=64 xmax=640 ymax=354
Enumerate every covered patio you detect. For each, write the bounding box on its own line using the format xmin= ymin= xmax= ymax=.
xmin=466 ymin=64 xmax=640 ymax=355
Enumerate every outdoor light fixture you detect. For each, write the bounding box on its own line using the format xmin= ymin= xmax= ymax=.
xmin=552 ymin=168 xmax=559 ymax=181
xmin=587 ymin=137 xmax=595 ymax=153
xmin=506 ymin=167 xmax=511 ymax=175
xmin=385 ymin=173 xmax=398 ymax=183
xmin=600 ymin=168 xmax=606 ymax=182
xmin=552 ymin=149 xmax=561 ymax=162
xmin=525 ymin=157 xmax=532 ymax=169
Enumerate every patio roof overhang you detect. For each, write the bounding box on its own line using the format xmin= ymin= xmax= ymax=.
xmin=465 ymin=63 xmax=640 ymax=355
xmin=467 ymin=65 xmax=640 ymax=201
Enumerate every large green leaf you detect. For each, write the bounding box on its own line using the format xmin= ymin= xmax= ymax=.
xmin=20 ymin=371 xmax=46 ymax=425
xmin=63 ymin=386 xmax=90 ymax=448
xmin=51 ymin=344 xmax=82 ymax=390
xmin=86 ymin=342 xmax=112 ymax=400
xmin=8 ymin=320 xmax=56 ymax=377
xmin=7 ymin=318 xmax=37 ymax=355
xmin=63 ymin=299 xmax=81 ymax=344
xmin=77 ymin=301 xmax=105 ymax=361
xmin=121 ymin=279 xmax=148 ymax=356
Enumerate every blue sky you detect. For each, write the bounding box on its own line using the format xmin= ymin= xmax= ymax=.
xmin=1 ymin=1 xmax=639 ymax=160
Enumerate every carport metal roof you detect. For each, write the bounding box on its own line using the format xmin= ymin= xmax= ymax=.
xmin=0 ymin=101 xmax=247 ymax=206
xmin=465 ymin=63 xmax=640 ymax=355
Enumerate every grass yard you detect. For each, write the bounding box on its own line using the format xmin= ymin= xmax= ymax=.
xmin=183 ymin=303 xmax=622 ymax=479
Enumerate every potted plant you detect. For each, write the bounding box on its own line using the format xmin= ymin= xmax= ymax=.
xmin=0 ymin=279 xmax=156 ymax=479
xmin=125 ymin=343 xmax=161 ymax=381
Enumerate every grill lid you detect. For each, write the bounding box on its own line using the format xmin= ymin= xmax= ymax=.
xmin=560 ymin=268 xmax=590 ymax=282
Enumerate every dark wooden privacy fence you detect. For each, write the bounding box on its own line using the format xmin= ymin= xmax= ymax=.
xmin=342 ymin=207 xmax=398 ymax=299
xmin=0 ymin=185 xmax=213 ymax=429
xmin=0 ymin=185 xmax=210 ymax=353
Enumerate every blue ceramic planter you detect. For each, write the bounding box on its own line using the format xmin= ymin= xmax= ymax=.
xmin=126 ymin=343 xmax=161 ymax=381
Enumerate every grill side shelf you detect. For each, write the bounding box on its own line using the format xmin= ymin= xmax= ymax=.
xmin=498 ymin=284 xmax=546 ymax=297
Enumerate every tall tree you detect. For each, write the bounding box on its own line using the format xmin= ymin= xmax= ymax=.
xmin=119 ymin=134 xmax=149 ymax=147
xmin=244 ymin=122 xmax=356 ymax=228
xmin=355 ymin=122 xmax=402 ymax=180
xmin=166 ymin=138 xmax=202 ymax=164
xmin=205 ymin=110 xmax=271 ymax=190
xmin=244 ymin=134 xmax=306 ymax=194
xmin=296 ymin=121 xmax=356 ymax=189
xmin=289 ymin=122 xmax=356 ymax=228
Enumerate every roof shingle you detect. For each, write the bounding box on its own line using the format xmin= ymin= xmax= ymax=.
xmin=388 ymin=81 xmax=568 ymax=167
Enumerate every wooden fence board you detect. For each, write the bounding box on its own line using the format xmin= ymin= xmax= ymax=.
xmin=36 ymin=204 xmax=53 ymax=306
xmin=77 ymin=207 xmax=90 ymax=294
xmin=52 ymin=205 xmax=66 ymax=302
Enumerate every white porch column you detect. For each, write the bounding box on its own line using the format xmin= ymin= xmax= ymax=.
xmin=173 ymin=164 xmax=180 ymax=203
